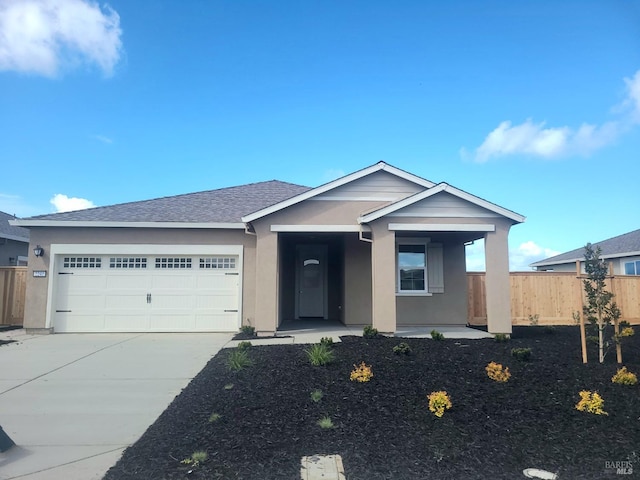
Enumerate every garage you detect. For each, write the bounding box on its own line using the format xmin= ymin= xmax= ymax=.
xmin=48 ymin=245 xmax=242 ymax=333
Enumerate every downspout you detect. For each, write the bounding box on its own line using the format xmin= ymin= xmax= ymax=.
xmin=244 ymin=222 xmax=256 ymax=236
xmin=359 ymin=224 xmax=373 ymax=243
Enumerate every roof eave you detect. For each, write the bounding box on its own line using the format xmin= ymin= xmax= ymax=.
xmin=10 ymin=220 xmax=246 ymax=229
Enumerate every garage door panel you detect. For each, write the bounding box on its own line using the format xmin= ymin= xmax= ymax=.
xmin=53 ymin=251 xmax=241 ymax=333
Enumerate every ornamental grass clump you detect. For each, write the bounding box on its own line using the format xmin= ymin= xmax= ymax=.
xmin=427 ymin=391 xmax=452 ymax=418
xmin=612 ymin=367 xmax=638 ymax=386
xmin=393 ymin=342 xmax=412 ymax=355
xmin=363 ymin=325 xmax=380 ymax=338
xmin=430 ymin=330 xmax=444 ymax=341
xmin=310 ymin=389 xmax=324 ymax=403
xmin=305 ymin=343 xmax=334 ymax=366
xmin=575 ymin=390 xmax=608 ymax=415
xmin=350 ymin=362 xmax=373 ymax=382
xmin=486 ymin=361 xmax=511 ymax=383
xmin=226 ymin=349 xmax=253 ymax=371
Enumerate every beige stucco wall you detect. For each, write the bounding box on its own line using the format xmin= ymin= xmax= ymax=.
xmin=396 ymin=242 xmax=467 ymax=325
xmin=23 ymin=227 xmax=256 ymax=331
xmin=484 ymin=218 xmax=513 ymax=334
xmin=343 ymin=234 xmax=371 ymax=326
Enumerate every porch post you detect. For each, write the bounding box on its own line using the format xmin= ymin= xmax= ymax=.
xmin=484 ymin=220 xmax=512 ymax=334
xmin=370 ymin=223 xmax=396 ymax=333
xmin=254 ymin=226 xmax=278 ymax=335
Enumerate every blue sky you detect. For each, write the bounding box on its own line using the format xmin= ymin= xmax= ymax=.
xmin=1 ymin=0 xmax=639 ymax=270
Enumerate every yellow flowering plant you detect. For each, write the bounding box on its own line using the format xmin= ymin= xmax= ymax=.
xmin=611 ymin=366 xmax=638 ymax=385
xmin=350 ymin=362 xmax=373 ymax=382
xmin=428 ymin=391 xmax=452 ymax=418
xmin=485 ymin=361 xmax=511 ymax=383
xmin=575 ymin=390 xmax=607 ymax=415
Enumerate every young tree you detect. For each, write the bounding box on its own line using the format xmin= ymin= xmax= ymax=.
xmin=582 ymin=243 xmax=622 ymax=363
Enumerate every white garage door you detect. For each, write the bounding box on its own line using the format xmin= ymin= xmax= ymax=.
xmin=52 ymin=252 xmax=241 ymax=333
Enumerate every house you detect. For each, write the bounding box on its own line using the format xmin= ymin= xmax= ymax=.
xmin=530 ymin=228 xmax=640 ymax=275
xmin=12 ymin=162 xmax=524 ymax=335
xmin=0 ymin=211 xmax=29 ymax=266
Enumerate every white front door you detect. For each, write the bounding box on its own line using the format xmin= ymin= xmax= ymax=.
xmin=296 ymin=244 xmax=327 ymax=318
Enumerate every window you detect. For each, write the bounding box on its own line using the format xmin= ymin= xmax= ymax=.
xmin=397 ymin=243 xmax=427 ymax=293
xmin=624 ymin=260 xmax=640 ymax=275
xmin=109 ymin=257 xmax=147 ymax=269
xmin=155 ymin=257 xmax=192 ymax=269
xmin=64 ymin=257 xmax=102 ymax=268
xmin=199 ymin=257 xmax=236 ymax=269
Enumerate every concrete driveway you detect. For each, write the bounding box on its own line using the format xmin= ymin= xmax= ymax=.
xmin=0 ymin=329 xmax=232 ymax=480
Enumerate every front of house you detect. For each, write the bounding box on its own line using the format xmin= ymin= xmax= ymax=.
xmin=13 ymin=162 xmax=524 ymax=335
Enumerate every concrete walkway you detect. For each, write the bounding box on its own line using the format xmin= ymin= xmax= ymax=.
xmin=0 ymin=330 xmax=232 ymax=480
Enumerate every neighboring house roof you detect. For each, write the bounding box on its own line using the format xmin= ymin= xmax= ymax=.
xmin=14 ymin=181 xmax=311 ymax=227
xmin=530 ymin=228 xmax=640 ymax=268
xmin=0 ymin=211 xmax=29 ymax=242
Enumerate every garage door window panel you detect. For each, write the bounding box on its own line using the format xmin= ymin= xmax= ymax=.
xmin=155 ymin=257 xmax=192 ymax=269
xmin=200 ymin=257 xmax=236 ymax=269
xmin=110 ymin=257 xmax=147 ymax=269
xmin=63 ymin=257 xmax=102 ymax=268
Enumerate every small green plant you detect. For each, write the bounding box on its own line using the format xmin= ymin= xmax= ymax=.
xmin=317 ymin=415 xmax=334 ymax=429
xmin=350 ymin=361 xmax=373 ymax=382
xmin=393 ymin=342 xmax=412 ymax=355
xmin=544 ymin=325 xmax=556 ymax=334
xmin=486 ymin=361 xmax=511 ymax=382
xmin=430 ymin=329 xmax=444 ymax=341
xmin=223 ymin=383 xmax=234 ymax=390
xmin=181 ymin=450 xmax=208 ymax=466
xmin=208 ymin=412 xmax=222 ymax=423
xmin=226 ymin=349 xmax=253 ymax=371
xmin=427 ymin=391 xmax=452 ymax=418
xmin=572 ymin=311 xmax=581 ymax=325
xmin=239 ymin=325 xmax=256 ymax=336
xmin=528 ymin=314 xmax=539 ymax=326
xmin=575 ymin=390 xmax=607 ymax=415
xmin=363 ymin=325 xmax=380 ymax=338
xmin=305 ymin=343 xmax=334 ymax=366
xmin=310 ymin=389 xmax=323 ymax=403
xmin=612 ymin=366 xmax=638 ymax=385
xmin=494 ymin=333 xmax=509 ymax=342
xmin=320 ymin=336 xmax=334 ymax=346
xmin=511 ymin=347 xmax=532 ymax=362
xmin=237 ymin=341 xmax=252 ymax=350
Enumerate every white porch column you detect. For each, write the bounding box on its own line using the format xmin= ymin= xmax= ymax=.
xmin=254 ymin=225 xmax=278 ymax=335
xmin=484 ymin=220 xmax=512 ymax=334
xmin=370 ymin=223 xmax=396 ymax=333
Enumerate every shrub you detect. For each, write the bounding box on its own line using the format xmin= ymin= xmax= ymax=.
xmin=620 ymin=327 xmax=635 ymax=337
xmin=237 ymin=341 xmax=252 ymax=350
xmin=227 ymin=349 xmax=253 ymax=371
xmin=208 ymin=412 xmax=221 ymax=423
xmin=320 ymin=336 xmax=334 ymax=346
xmin=486 ymin=361 xmax=511 ymax=382
xmin=427 ymin=391 xmax=452 ymax=418
xmin=612 ymin=367 xmax=638 ymax=385
xmin=310 ymin=389 xmax=323 ymax=403
xmin=305 ymin=343 xmax=334 ymax=366
xmin=239 ymin=325 xmax=256 ymax=336
xmin=181 ymin=450 xmax=208 ymax=466
xmin=430 ymin=330 xmax=444 ymax=341
xmin=363 ymin=325 xmax=380 ymax=338
xmin=393 ymin=342 xmax=412 ymax=355
xmin=350 ymin=362 xmax=373 ymax=382
xmin=575 ymin=390 xmax=608 ymax=415
xmin=317 ymin=416 xmax=334 ymax=429
xmin=528 ymin=314 xmax=539 ymax=326
xmin=494 ymin=333 xmax=509 ymax=342
xmin=511 ymin=347 xmax=532 ymax=362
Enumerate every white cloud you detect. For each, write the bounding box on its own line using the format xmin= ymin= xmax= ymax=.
xmin=468 ymin=69 xmax=640 ymax=162
xmin=0 ymin=0 xmax=122 ymax=77
xmin=465 ymin=239 xmax=560 ymax=272
xmin=91 ymin=134 xmax=113 ymax=144
xmin=50 ymin=193 xmax=95 ymax=212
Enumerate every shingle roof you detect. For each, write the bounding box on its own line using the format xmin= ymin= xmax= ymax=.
xmin=530 ymin=228 xmax=640 ymax=267
xmin=0 ymin=211 xmax=29 ymax=241
xmin=26 ymin=181 xmax=311 ymax=223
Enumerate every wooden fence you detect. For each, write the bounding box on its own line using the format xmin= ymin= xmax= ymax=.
xmin=0 ymin=267 xmax=27 ymax=325
xmin=468 ymin=271 xmax=640 ymax=326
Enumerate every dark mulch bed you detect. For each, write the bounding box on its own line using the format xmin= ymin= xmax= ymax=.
xmin=104 ymin=326 xmax=640 ymax=479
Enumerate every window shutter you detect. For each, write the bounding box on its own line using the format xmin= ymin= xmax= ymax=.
xmin=427 ymin=243 xmax=444 ymax=293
